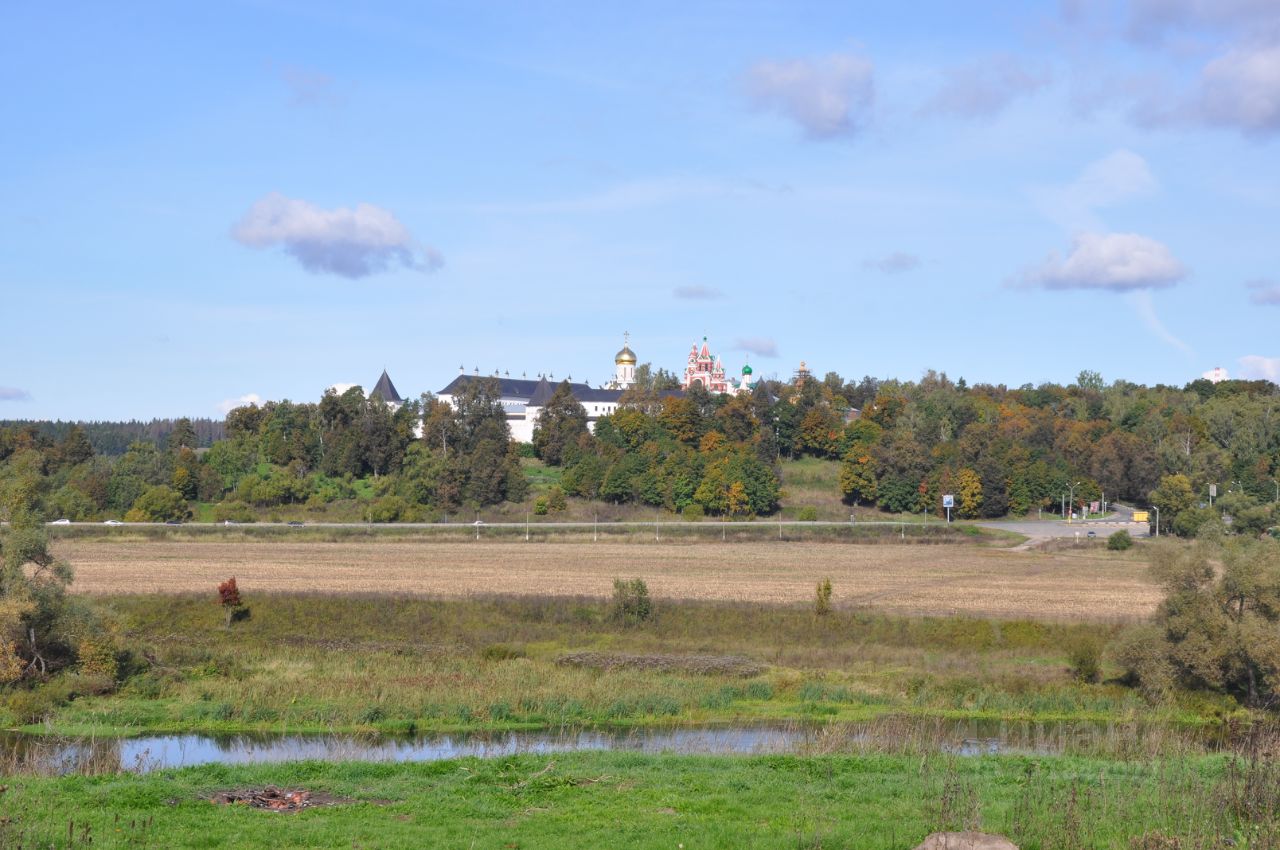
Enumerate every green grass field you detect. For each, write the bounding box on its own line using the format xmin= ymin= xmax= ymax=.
xmin=3 ymin=594 xmax=1230 ymax=736
xmin=1 ymin=751 xmax=1275 ymax=849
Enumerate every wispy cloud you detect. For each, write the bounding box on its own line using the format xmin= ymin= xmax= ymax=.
xmin=734 ymin=337 xmax=779 ymax=358
xmin=1248 ymin=278 xmax=1280 ymax=305
xmin=217 ymin=393 xmax=262 ymax=414
xmin=1020 ymin=232 xmax=1186 ymax=291
xmin=1032 ymin=149 xmax=1158 ymax=231
xmin=281 ymin=65 xmax=342 ymax=107
xmin=232 ymin=193 xmax=442 ymax=279
xmin=0 ymin=386 xmax=32 ymax=402
xmin=1239 ymin=354 xmax=1280 ymax=382
xmin=744 ymin=53 xmax=875 ymax=139
xmin=863 ymin=251 xmax=921 ymax=274
xmin=924 ymin=55 xmax=1050 ymax=119
xmin=1131 ymin=290 xmax=1194 ymax=355
xmin=673 ymin=285 xmax=724 ymax=300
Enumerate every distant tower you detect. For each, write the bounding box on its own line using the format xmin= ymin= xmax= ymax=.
xmin=793 ymin=360 xmax=812 ymax=387
xmin=612 ymin=332 xmax=637 ymax=389
xmin=739 ymin=361 xmax=754 ymax=394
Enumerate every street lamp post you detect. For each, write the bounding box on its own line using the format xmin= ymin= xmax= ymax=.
xmin=1152 ymin=505 xmax=1160 ymax=537
xmin=1068 ymin=481 xmax=1081 ymax=524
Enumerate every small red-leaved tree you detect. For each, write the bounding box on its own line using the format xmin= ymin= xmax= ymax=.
xmin=218 ymin=577 xmax=244 ymax=627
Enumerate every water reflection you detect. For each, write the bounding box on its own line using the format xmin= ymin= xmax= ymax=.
xmin=0 ymin=717 xmax=1256 ymax=776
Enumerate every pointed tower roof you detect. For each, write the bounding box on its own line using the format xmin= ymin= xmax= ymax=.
xmin=526 ymin=376 xmax=556 ymax=407
xmin=371 ymin=370 xmax=403 ymax=404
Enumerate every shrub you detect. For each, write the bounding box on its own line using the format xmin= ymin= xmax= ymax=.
xmin=533 ymin=497 xmax=549 ymax=516
xmin=480 ymin=644 xmax=527 ymax=661
xmin=681 ymin=503 xmax=705 ymax=522
xmin=212 ymin=500 xmax=255 ymax=523
xmin=814 ymin=577 xmax=833 ymax=616
xmin=1065 ymin=633 xmax=1104 ymax=683
xmin=546 ymin=486 xmax=567 ymax=513
xmin=797 ymin=506 xmax=818 ymax=522
xmin=76 ymin=637 xmax=119 ymax=682
xmin=218 ymin=577 xmax=247 ymax=628
xmin=1107 ymin=529 xmax=1133 ymax=551
xmin=611 ymin=578 xmax=653 ymax=624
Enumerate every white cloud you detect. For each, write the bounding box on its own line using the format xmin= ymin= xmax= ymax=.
xmin=328 ymin=383 xmax=359 ymax=396
xmin=673 ymin=285 xmax=724 ymax=300
xmin=734 ymin=337 xmax=779 ymax=358
xmin=924 ymin=55 xmax=1050 ymax=119
xmin=232 ymin=193 xmax=442 ymax=278
xmin=1248 ymin=278 xmax=1280 ymax=305
xmin=1202 ymin=366 xmax=1229 ymax=381
xmin=217 ymin=393 xmax=262 ymax=415
xmin=1194 ymin=41 xmax=1280 ymax=135
xmin=1239 ymin=354 xmax=1280 ymax=382
xmin=744 ymin=53 xmax=874 ymax=139
xmin=1022 ymin=232 xmax=1186 ymax=291
xmin=0 ymin=386 xmax=32 ymax=401
xmin=863 ymin=251 xmax=921 ymax=273
xmin=1033 ymin=149 xmax=1158 ymax=230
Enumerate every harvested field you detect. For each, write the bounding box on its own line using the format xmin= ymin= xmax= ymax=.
xmin=55 ymin=539 xmax=1159 ymax=620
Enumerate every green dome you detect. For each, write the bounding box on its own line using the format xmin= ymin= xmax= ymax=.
xmin=741 ymin=363 xmax=753 ymax=376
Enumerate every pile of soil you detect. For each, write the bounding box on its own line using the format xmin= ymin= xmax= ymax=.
xmin=208 ymin=787 xmax=348 ymax=813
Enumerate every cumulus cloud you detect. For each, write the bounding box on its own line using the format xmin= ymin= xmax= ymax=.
xmin=1033 ymin=149 xmax=1158 ymax=231
xmin=734 ymin=337 xmax=779 ymax=358
xmin=232 ymin=193 xmax=442 ymax=278
xmin=863 ymin=252 xmax=921 ymax=273
xmin=1127 ymin=39 xmax=1280 ymax=136
xmin=217 ymin=393 xmax=262 ymax=414
xmin=0 ymin=386 xmax=32 ymax=401
xmin=1193 ymin=41 xmax=1280 ymax=135
xmin=1239 ymin=354 xmax=1280 ymax=382
xmin=673 ymin=285 xmax=724 ymax=300
xmin=328 ymin=383 xmax=359 ymax=395
xmin=1021 ymin=232 xmax=1186 ymax=291
xmin=744 ymin=53 xmax=875 ymax=139
xmin=924 ymin=55 xmax=1050 ymax=119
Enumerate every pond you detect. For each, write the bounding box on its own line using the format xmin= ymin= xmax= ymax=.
xmin=0 ymin=716 xmax=1251 ymax=776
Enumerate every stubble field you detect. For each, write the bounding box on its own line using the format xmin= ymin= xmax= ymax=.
xmin=55 ymin=538 xmax=1159 ymax=620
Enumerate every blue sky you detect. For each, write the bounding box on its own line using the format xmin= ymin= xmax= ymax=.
xmin=2 ymin=0 xmax=1278 ymax=420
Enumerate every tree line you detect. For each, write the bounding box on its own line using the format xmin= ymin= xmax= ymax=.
xmin=1 ymin=368 xmax=1277 ymax=536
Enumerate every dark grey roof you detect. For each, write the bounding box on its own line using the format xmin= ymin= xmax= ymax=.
xmin=526 ymin=377 xmax=556 ymax=407
xmin=438 ymin=374 xmax=548 ymax=399
xmin=371 ymin=370 xmax=403 ymax=404
xmin=437 ymin=374 xmax=686 ymax=407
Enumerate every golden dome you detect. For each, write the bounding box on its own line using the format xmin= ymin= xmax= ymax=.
xmin=615 ymin=345 xmax=637 ymax=365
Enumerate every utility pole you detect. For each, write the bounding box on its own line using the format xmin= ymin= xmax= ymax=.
xmin=1152 ymin=505 xmax=1160 ymax=537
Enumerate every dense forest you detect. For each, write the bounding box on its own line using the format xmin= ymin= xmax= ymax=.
xmin=0 ymin=368 xmax=1277 ymax=536
xmin=0 ymin=419 xmax=223 ymax=456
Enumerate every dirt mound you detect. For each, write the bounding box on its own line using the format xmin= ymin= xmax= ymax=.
xmin=208 ymin=787 xmax=349 ymax=813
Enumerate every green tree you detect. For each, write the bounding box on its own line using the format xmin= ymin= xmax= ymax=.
xmin=125 ymin=485 xmax=191 ymax=522
xmin=532 ymin=382 xmax=589 ymax=466
xmin=1150 ymin=474 xmax=1196 ymax=534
